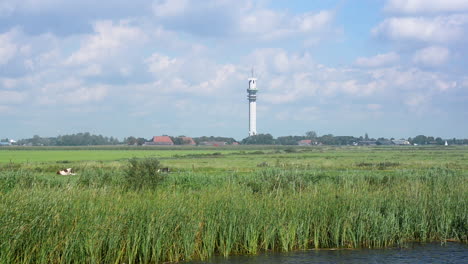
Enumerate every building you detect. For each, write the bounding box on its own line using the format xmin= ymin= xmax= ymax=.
xmin=179 ymin=137 xmax=196 ymax=145
xmin=358 ymin=140 xmax=377 ymax=146
xmin=392 ymin=139 xmax=410 ymax=145
xmin=199 ymin=141 xmax=227 ymax=146
xmin=247 ymin=75 xmax=258 ymax=136
xmin=298 ymin=139 xmax=312 ymax=146
xmin=147 ymin=136 xmax=174 ymax=145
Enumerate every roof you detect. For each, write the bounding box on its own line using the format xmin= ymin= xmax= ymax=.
xmin=152 ymin=136 xmax=174 ymax=144
xmin=298 ymin=139 xmax=312 ymax=144
xmin=199 ymin=141 xmax=227 ymax=146
xmin=392 ymin=140 xmax=410 ymax=145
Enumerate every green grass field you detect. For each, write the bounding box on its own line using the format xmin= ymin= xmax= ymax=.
xmin=0 ymin=145 xmax=467 ymax=263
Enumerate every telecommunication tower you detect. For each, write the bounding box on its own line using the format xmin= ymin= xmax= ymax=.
xmin=247 ymin=71 xmax=257 ymax=136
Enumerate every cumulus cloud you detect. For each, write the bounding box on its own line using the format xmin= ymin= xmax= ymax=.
xmin=355 ymin=52 xmax=400 ymax=67
xmin=0 ymin=90 xmax=26 ymax=103
xmin=38 ymin=79 xmax=109 ymax=105
xmin=145 ymin=53 xmax=178 ymax=73
xmin=372 ymin=15 xmax=468 ymax=43
xmin=0 ymin=30 xmax=18 ymax=65
xmin=412 ymin=46 xmax=450 ymax=66
xmin=385 ymin=0 xmax=468 ymax=14
xmin=240 ymin=9 xmax=335 ymax=39
xmin=66 ymin=20 xmax=146 ymax=65
xmin=151 ymin=0 xmax=336 ymax=40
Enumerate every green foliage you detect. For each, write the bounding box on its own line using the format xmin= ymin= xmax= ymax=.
xmin=0 ymin=146 xmax=467 ymax=263
xmin=194 ymin=136 xmax=237 ymax=145
xmin=17 ymin=132 xmax=121 ymax=146
xmin=241 ymin=134 xmax=275 ymax=145
xmin=276 ymin=136 xmax=304 ymax=145
xmin=124 ymin=157 xmax=165 ymax=190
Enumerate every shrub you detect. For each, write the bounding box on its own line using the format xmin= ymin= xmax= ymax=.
xmin=124 ymin=157 xmax=165 ymax=190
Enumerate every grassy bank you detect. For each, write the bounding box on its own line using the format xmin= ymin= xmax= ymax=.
xmin=0 ymin=146 xmax=467 ymax=263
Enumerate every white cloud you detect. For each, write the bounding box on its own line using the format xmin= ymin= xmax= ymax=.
xmin=435 ymin=80 xmax=457 ymax=91
xmin=372 ymin=15 xmax=468 ymax=43
xmin=37 ymin=78 xmax=109 ymax=105
xmin=151 ymin=0 xmax=335 ymax=41
xmin=412 ymin=46 xmax=450 ymax=66
xmin=67 ymin=20 xmax=146 ymax=65
xmin=0 ymin=30 xmax=18 ymax=65
xmin=355 ymin=52 xmax=400 ymax=67
xmin=295 ymin=11 xmax=334 ymax=33
xmin=145 ymin=53 xmax=178 ymax=73
xmin=194 ymin=64 xmax=238 ymax=94
xmin=1 ymin=78 xmax=18 ymax=89
xmin=0 ymin=90 xmax=26 ymax=103
xmin=80 ymin=64 xmax=102 ymax=76
xmin=67 ymin=85 xmax=108 ymax=104
xmin=341 ymin=80 xmax=380 ymax=96
xmin=385 ymin=0 xmax=468 ymax=14
xmin=239 ymin=9 xmax=334 ymax=40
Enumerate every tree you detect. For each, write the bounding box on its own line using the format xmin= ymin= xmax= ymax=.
xmin=241 ymin=134 xmax=275 ymax=145
xmin=136 ymin=138 xmax=147 ymax=145
xmin=126 ymin=136 xmax=137 ymax=145
xmin=276 ymin=136 xmax=305 ymax=145
xmin=412 ymin=135 xmax=427 ymax=145
xmin=364 ymin=133 xmax=369 ymax=140
xmin=318 ymin=134 xmax=335 ymax=145
xmin=305 ymin=131 xmax=317 ymax=139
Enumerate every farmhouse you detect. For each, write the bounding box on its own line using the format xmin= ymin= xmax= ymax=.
xmin=298 ymin=139 xmax=312 ymax=146
xmin=147 ymin=136 xmax=174 ymax=145
xmin=392 ymin=139 xmax=411 ymax=145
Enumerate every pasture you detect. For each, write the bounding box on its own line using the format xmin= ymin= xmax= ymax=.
xmin=0 ymin=145 xmax=467 ymax=263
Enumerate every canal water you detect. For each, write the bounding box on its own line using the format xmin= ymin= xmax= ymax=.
xmin=189 ymin=243 xmax=468 ymax=264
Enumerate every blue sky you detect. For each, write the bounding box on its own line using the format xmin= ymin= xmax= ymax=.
xmin=1 ymin=0 xmax=467 ymax=140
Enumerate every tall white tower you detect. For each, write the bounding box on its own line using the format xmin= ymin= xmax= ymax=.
xmin=247 ymin=76 xmax=258 ymax=136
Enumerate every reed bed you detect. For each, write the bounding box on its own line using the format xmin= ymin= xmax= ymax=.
xmin=1 ymin=165 xmax=467 ymax=263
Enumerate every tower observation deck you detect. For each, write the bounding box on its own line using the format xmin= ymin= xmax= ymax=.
xmin=247 ymin=77 xmax=257 ymax=136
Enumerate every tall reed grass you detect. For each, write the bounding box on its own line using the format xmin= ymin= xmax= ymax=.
xmin=0 ymin=165 xmax=466 ymax=263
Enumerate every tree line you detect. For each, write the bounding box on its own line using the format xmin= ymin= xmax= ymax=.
xmin=241 ymin=132 xmax=468 ymax=146
xmin=5 ymin=131 xmax=468 ymax=146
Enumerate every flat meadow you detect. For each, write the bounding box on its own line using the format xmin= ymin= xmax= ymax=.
xmin=0 ymin=145 xmax=467 ymax=263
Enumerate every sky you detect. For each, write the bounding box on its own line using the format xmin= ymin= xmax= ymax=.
xmin=1 ymin=0 xmax=467 ymax=141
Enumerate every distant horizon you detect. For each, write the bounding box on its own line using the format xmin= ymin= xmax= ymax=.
xmin=6 ymin=131 xmax=467 ymax=143
xmin=1 ymin=1 xmax=467 ymax=140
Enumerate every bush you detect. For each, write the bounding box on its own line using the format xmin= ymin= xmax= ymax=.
xmin=124 ymin=157 xmax=165 ymax=190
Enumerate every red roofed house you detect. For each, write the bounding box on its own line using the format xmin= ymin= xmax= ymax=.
xmin=151 ymin=136 xmax=174 ymax=145
xmin=298 ymin=139 xmax=312 ymax=146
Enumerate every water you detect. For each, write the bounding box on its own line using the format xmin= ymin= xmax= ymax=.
xmin=190 ymin=243 xmax=468 ymax=264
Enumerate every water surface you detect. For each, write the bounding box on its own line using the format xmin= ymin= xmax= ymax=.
xmin=190 ymin=243 xmax=468 ymax=264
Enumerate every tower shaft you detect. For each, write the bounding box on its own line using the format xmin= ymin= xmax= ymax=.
xmin=249 ymin=100 xmax=256 ymax=136
xmin=247 ymin=77 xmax=257 ymax=136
